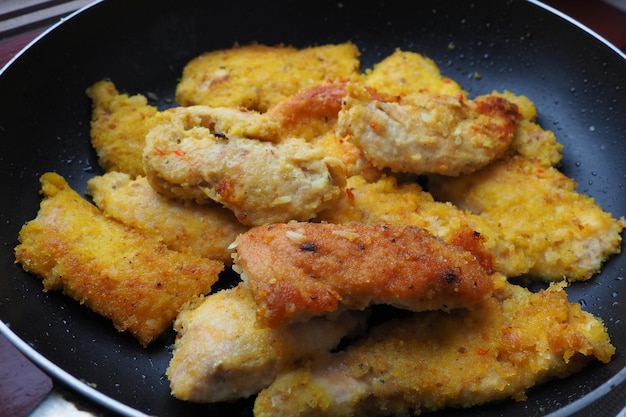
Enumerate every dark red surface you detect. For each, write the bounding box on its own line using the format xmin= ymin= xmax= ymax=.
xmin=0 ymin=334 xmax=53 ymax=417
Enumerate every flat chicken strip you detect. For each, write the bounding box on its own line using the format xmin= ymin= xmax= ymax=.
xmin=175 ymin=42 xmax=361 ymax=112
xmin=143 ymin=106 xmax=346 ymax=226
xmin=234 ymin=222 xmax=496 ymax=327
xmin=14 ymin=173 xmax=223 ymax=346
xmin=254 ymin=276 xmax=615 ymax=417
xmin=318 ymin=175 xmax=532 ymax=278
xmin=86 ymin=80 xmax=157 ymax=178
xmin=338 ymin=83 xmax=520 ymax=176
xmin=87 ymin=172 xmax=248 ymax=264
xmin=428 ymin=156 xmax=625 ymax=281
xmin=167 ymin=284 xmax=368 ymax=402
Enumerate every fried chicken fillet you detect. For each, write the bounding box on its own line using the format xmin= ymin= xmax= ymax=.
xmin=167 ymin=284 xmax=368 ymax=402
xmin=338 ymin=83 xmax=520 ymax=176
xmin=429 ymin=156 xmax=626 ymax=281
xmin=362 ymin=49 xmax=466 ymax=98
xmin=175 ymin=42 xmax=361 ymax=112
xmin=318 ymin=175 xmax=532 ymax=278
xmin=143 ymin=106 xmax=346 ymax=226
xmin=86 ymin=80 xmax=157 ymax=178
xmin=234 ymin=222 xmax=496 ymax=327
xmin=254 ymin=276 xmax=614 ymax=417
xmin=87 ymin=171 xmax=248 ymax=264
xmin=14 ymin=173 xmax=223 ymax=346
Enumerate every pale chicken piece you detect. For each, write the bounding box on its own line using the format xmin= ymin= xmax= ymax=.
xmin=87 ymin=172 xmax=248 ymax=264
xmin=176 ymin=42 xmax=361 ymax=112
xmin=167 ymin=284 xmax=368 ymax=402
xmin=254 ymin=276 xmax=615 ymax=417
xmin=338 ymin=83 xmax=520 ymax=176
xmin=234 ymin=222 xmax=496 ymax=327
xmin=86 ymin=80 xmax=158 ymax=178
xmin=428 ymin=156 xmax=625 ymax=281
xmin=318 ymin=175 xmax=532 ymax=278
xmin=143 ymin=106 xmax=346 ymax=226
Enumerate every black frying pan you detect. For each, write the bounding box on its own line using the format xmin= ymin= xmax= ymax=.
xmin=1 ymin=0 xmax=625 ymax=416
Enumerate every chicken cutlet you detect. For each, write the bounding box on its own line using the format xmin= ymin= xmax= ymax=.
xmin=175 ymin=42 xmax=361 ymax=112
xmin=87 ymin=171 xmax=248 ymax=264
xmin=86 ymin=80 xmax=158 ymax=178
xmin=318 ymin=175 xmax=532 ymax=278
xmin=14 ymin=173 xmax=224 ymax=347
xmin=338 ymin=83 xmax=520 ymax=176
xmin=266 ymin=80 xmax=381 ymax=181
xmin=486 ymin=90 xmax=563 ymax=167
xmin=363 ymin=49 xmax=466 ymax=98
xmin=254 ymin=276 xmax=615 ymax=417
xmin=234 ymin=222 xmax=496 ymax=327
xmin=428 ymin=155 xmax=625 ymax=281
xmin=167 ymin=284 xmax=368 ymax=402
xmin=143 ymin=106 xmax=346 ymax=226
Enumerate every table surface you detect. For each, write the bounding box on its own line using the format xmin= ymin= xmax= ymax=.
xmin=0 ymin=1 xmax=625 ymax=417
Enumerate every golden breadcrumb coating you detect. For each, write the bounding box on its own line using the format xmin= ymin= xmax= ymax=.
xmin=267 ymin=80 xmax=351 ymax=140
xmin=486 ymin=90 xmax=564 ymax=167
xmin=234 ymin=222 xmax=496 ymax=327
xmin=318 ymin=175 xmax=532 ymax=278
xmin=363 ymin=49 xmax=466 ymax=98
xmin=167 ymin=284 xmax=368 ymax=402
xmin=14 ymin=173 xmax=223 ymax=346
xmin=86 ymin=80 xmax=157 ymax=177
xmin=254 ymin=276 xmax=615 ymax=417
xmin=339 ymin=83 xmax=520 ymax=176
xmin=143 ymin=106 xmax=346 ymax=226
xmin=428 ymin=156 xmax=625 ymax=281
xmin=176 ymin=42 xmax=361 ymax=111
xmin=266 ymin=81 xmax=383 ymax=181
xmin=87 ymin=171 xmax=248 ymax=264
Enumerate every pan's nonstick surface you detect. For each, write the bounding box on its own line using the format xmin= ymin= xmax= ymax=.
xmin=1 ymin=0 xmax=625 ymax=416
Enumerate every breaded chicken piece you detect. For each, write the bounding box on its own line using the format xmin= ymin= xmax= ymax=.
xmin=87 ymin=172 xmax=248 ymax=264
xmin=428 ymin=156 xmax=625 ymax=281
xmin=318 ymin=175 xmax=532 ymax=278
xmin=267 ymin=80 xmax=350 ymax=140
xmin=234 ymin=222 xmax=496 ymax=327
xmin=14 ymin=173 xmax=223 ymax=346
xmin=143 ymin=106 xmax=346 ymax=226
xmin=487 ymin=90 xmax=563 ymax=167
xmin=266 ymin=81 xmax=381 ymax=181
xmin=86 ymin=80 xmax=158 ymax=177
xmin=176 ymin=42 xmax=361 ymax=112
xmin=363 ymin=49 xmax=466 ymax=98
xmin=254 ymin=276 xmax=615 ymax=417
xmin=167 ymin=284 xmax=368 ymax=403
xmin=338 ymin=83 xmax=520 ymax=176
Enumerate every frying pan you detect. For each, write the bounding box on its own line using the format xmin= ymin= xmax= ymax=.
xmin=1 ymin=0 xmax=625 ymax=416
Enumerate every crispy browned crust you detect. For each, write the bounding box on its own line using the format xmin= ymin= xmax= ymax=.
xmin=253 ymin=278 xmax=615 ymax=417
xmin=14 ymin=173 xmax=224 ymax=346
xmin=235 ymin=222 xmax=495 ymax=327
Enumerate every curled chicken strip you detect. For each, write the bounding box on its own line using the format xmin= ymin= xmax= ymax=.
xmin=143 ymin=106 xmax=346 ymax=226
xmin=234 ymin=222 xmax=496 ymax=327
xmin=338 ymin=83 xmax=520 ymax=176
